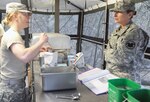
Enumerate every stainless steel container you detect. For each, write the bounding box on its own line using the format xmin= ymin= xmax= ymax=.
xmin=40 ymin=66 xmax=77 ymax=91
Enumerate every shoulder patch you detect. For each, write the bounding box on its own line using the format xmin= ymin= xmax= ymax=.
xmin=125 ymin=40 xmax=135 ymax=49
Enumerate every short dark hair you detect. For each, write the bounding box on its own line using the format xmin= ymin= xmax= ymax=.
xmin=126 ymin=10 xmax=136 ymax=15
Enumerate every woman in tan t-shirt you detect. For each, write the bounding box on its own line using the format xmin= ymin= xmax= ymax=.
xmin=0 ymin=2 xmax=49 ymax=102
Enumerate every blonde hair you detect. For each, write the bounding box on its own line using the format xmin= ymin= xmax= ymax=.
xmin=2 ymin=12 xmax=17 ymax=26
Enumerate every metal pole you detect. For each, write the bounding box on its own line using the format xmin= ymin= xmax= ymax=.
xmin=76 ymin=11 xmax=84 ymax=53
xmin=0 ymin=13 xmax=2 ymax=23
xmin=104 ymin=0 xmax=109 ymax=46
xmin=102 ymin=0 xmax=109 ymax=69
xmin=55 ymin=0 xmax=60 ymax=33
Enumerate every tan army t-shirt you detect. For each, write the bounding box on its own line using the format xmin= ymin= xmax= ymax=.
xmin=0 ymin=28 xmax=26 ymax=80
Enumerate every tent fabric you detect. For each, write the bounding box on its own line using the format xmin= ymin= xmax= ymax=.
xmin=0 ymin=0 xmax=115 ymax=13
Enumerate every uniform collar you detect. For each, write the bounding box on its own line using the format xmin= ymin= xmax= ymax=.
xmin=115 ymin=20 xmax=133 ymax=36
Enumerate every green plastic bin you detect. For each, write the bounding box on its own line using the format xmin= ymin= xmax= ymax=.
xmin=108 ymin=78 xmax=141 ymax=102
xmin=127 ymin=89 xmax=150 ymax=102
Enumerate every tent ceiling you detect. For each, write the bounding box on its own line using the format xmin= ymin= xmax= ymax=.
xmin=0 ymin=0 xmax=147 ymax=13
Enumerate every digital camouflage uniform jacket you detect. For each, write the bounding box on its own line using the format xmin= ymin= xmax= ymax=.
xmin=105 ymin=21 xmax=149 ymax=83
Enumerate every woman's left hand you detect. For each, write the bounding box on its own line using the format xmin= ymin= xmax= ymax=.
xmin=40 ymin=43 xmax=52 ymax=52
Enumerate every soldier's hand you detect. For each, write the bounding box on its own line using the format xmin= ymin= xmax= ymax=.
xmin=39 ymin=33 xmax=48 ymax=44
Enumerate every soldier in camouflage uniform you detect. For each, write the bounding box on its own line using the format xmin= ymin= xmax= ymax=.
xmin=0 ymin=2 xmax=49 ymax=102
xmin=105 ymin=0 xmax=149 ymax=84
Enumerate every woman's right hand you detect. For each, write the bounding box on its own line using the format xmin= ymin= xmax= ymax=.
xmin=39 ymin=33 xmax=49 ymax=44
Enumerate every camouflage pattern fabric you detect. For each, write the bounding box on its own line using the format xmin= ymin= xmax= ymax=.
xmin=105 ymin=21 xmax=149 ymax=84
xmin=0 ymin=78 xmax=30 ymax=102
xmin=111 ymin=0 xmax=135 ymax=12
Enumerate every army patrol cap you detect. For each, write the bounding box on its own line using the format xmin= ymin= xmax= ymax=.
xmin=6 ymin=2 xmax=32 ymax=14
xmin=111 ymin=0 xmax=136 ymax=13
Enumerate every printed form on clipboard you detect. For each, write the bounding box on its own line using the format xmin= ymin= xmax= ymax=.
xmin=78 ymin=68 xmax=118 ymax=95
